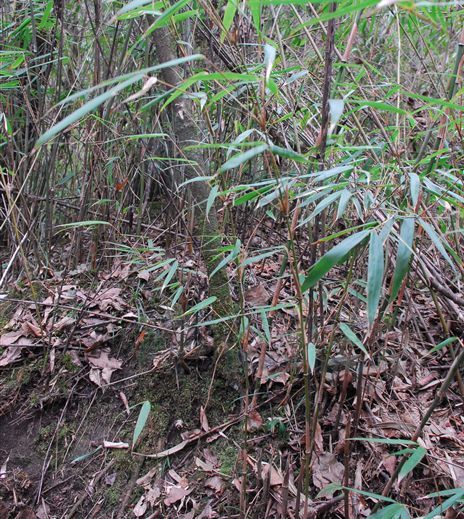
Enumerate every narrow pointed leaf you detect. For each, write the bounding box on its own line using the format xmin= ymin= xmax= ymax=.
xmin=220 ymin=144 xmax=268 ymax=172
xmin=423 ymin=488 xmax=464 ymax=519
xmin=390 ymin=218 xmax=415 ymax=302
xmin=301 ymin=230 xmax=370 ymax=292
xmin=206 ymin=184 xmax=220 ymax=218
xmin=409 ymin=172 xmax=420 ymax=207
xmin=367 ymin=232 xmax=384 ymax=327
xmin=182 ymin=296 xmax=217 ymax=317
xmin=210 ymin=239 xmax=241 ymax=278
xmin=398 ymin=447 xmax=426 ymax=483
xmin=132 ymin=401 xmax=151 ymax=448
xmin=418 ymin=218 xmax=456 ymax=271
xmin=307 ymin=342 xmax=316 ymax=374
xmin=339 ymin=323 xmax=369 ymax=357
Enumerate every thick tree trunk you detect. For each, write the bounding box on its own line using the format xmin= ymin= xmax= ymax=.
xmin=153 ymin=27 xmax=235 ymax=346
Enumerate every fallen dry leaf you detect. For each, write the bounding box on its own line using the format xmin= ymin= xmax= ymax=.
xmin=246 ymin=410 xmax=263 ymax=432
xmin=200 ymin=406 xmax=210 ymax=432
xmin=145 ymin=485 xmax=161 ymax=506
xmin=245 ymin=284 xmax=270 ymax=306
xmin=22 ymin=321 xmax=42 ymax=337
xmin=133 ymin=495 xmax=147 ymax=517
xmin=262 ymin=463 xmax=284 ymax=487
xmin=205 ymin=476 xmax=225 ymax=494
xmin=86 ymin=349 xmax=122 ymax=385
xmin=0 ymin=346 xmax=23 ymax=367
xmin=0 ymin=330 xmax=23 ymax=346
xmin=164 ymin=485 xmax=192 ymax=506
xmin=312 ymin=453 xmax=344 ymax=492
xmin=137 ymin=270 xmax=150 ymax=281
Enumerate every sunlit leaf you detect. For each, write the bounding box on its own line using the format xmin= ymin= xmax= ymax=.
xmin=390 ymin=218 xmax=415 ymax=302
xmin=132 ymin=401 xmax=151 ymax=448
xmin=367 ymin=231 xmax=384 ymax=327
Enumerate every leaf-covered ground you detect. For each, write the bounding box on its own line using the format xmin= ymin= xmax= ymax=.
xmin=1 ymin=223 xmax=463 ymax=519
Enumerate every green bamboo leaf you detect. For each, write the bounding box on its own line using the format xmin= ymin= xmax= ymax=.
xmin=241 ymin=247 xmax=282 ymax=267
xmin=339 ymin=323 xmax=369 ymax=357
xmin=426 ymin=488 xmax=464 ymax=499
xmin=368 ymin=503 xmax=410 ymax=519
xmin=248 ymin=0 xmax=261 ymax=32
xmin=336 ymin=189 xmax=352 ymax=219
xmin=418 ymin=218 xmax=456 ymax=271
xmin=37 ymin=74 xmax=144 ymax=145
xmin=264 ymin=44 xmax=276 ymax=82
xmin=307 ymin=342 xmax=316 ymax=374
xmin=57 ymin=220 xmax=111 ymax=229
xmin=298 ymin=190 xmax=343 ymax=227
xmin=328 ymin=99 xmax=345 ymax=135
xmin=409 ymin=172 xmax=420 ymax=207
xmin=390 ymin=218 xmax=415 ymax=302
xmin=260 ymin=310 xmax=271 ymax=343
xmin=70 ymin=446 xmax=102 ymax=465
xmin=117 ymin=0 xmax=157 ymax=16
xmin=210 ymin=239 xmax=241 ymax=278
xmin=182 ymin=296 xmax=217 ymax=317
xmin=349 ymin=437 xmax=417 ymax=446
xmin=220 ymin=144 xmax=269 ymax=172
xmin=161 ymin=260 xmax=178 ymax=292
xmin=398 ymin=447 xmax=427 ymax=483
xmin=221 ymin=0 xmax=238 ymax=42
xmin=206 ymin=185 xmax=220 ymax=218
xmin=430 ymin=336 xmax=458 ymax=354
xmin=131 ymin=0 xmax=191 ymax=47
xmin=37 ymin=55 xmax=204 ymax=146
xmin=317 ymin=484 xmax=396 ymax=503
xmin=233 ymin=186 xmax=273 ymax=206
xmin=301 ymin=230 xmax=370 ymax=292
xmin=132 ymin=401 xmax=151 ymax=448
xmin=170 ymin=285 xmax=184 ymax=308
xmin=269 ymin=144 xmax=309 ymax=163
xmin=367 ymin=232 xmax=384 ymax=327
xmin=351 ymin=99 xmax=410 ymax=116
xmin=423 ymin=488 xmax=464 ymax=519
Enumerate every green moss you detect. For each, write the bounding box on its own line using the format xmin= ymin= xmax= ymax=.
xmin=112 ymin=450 xmax=140 ymax=475
xmin=105 ymin=487 xmax=121 ymax=507
xmin=60 ymin=353 xmax=80 ymax=373
xmin=216 ymin=443 xmax=238 ymax=477
xmin=137 ymin=332 xmax=166 ymax=369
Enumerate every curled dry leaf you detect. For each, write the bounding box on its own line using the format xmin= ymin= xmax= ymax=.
xmin=205 ymin=476 xmax=225 ymax=494
xmin=0 ymin=346 xmax=23 ymax=367
xmin=146 ymin=485 xmax=161 ymax=506
xmin=119 ymin=391 xmax=130 ymax=415
xmin=86 ymin=349 xmax=122 ymax=385
xmin=22 ymin=321 xmax=42 ymax=337
xmin=245 ymin=284 xmax=270 ymax=306
xmin=133 ymin=495 xmax=147 ymax=517
xmin=200 ymin=406 xmax=210 ymax=432
xmin=246 ymin=410 xmax=263 ymax=432
xmin=0 ymin=330 xmax=23 ymax=346
xmin=312 ymin=453 xmax=344 ymax=493
xmin=164 ymin=485 xmax=192 ymax=506
xmin=105 ymin=472 xmax=117 ymax=486
xmin=262 ymin=463 xmax=284 ymax=487
xmin=137 ymin=270 xmax=150 ymax=281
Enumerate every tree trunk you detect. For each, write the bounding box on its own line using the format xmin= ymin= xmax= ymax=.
xmin=152 ymin=26 xmax=235 ymax=348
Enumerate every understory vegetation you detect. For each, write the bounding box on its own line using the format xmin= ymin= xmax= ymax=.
xmin=1 ymin=0 xmax=464 ymax=517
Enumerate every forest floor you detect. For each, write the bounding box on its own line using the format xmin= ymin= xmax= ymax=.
xmin=0 ymin=226 xmax=463 ymax=519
